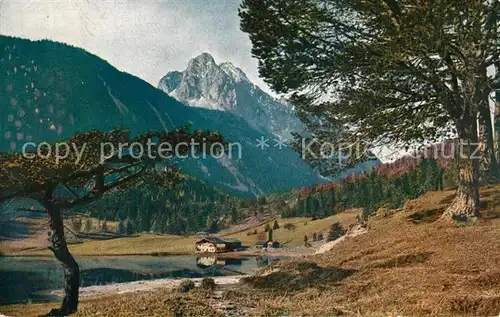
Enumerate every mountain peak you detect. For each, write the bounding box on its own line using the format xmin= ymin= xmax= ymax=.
xmin=191 ymin=52 xmax=216 ymax=65
xmin=158 ymin=54 xmax=305 ymax=137
xmin=186 ymin=52 xmax=217 ymax=75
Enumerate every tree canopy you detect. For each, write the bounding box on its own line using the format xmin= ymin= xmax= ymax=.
xmin=0 ymin=126 xmax=224 ymax=206
xmin=240 ymin=0 xmax=499 ymax=218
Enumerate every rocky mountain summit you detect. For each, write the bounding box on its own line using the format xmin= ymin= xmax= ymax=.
xmin=158 ymin=53 xmax=303 ymax=138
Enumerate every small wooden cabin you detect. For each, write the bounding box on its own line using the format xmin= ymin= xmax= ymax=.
xmin=195 ymin=237 xmax=242 ymax=253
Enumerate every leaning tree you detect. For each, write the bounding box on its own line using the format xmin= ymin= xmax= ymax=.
xmin=0 ymin=126 xmax=224 ymax=316
xmin=240 ymin=0 xmax=499 ymax=220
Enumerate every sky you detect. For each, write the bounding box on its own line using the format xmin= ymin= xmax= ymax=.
xmin=0 ymin=0 xmax=273 ymax=94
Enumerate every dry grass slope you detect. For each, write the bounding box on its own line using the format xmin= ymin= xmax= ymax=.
xmin=242 ymin=185 xmax=500 ymax=316
xmin=223 ymin=210 xmax=360 ymax=246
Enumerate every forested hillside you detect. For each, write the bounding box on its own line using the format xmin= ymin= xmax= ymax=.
xmin=271 ymin=159 xmax=451 ymax=219
xmin=86 ymin=179 xmax=250 ymax=235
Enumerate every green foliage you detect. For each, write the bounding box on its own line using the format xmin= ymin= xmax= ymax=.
xmin=283 ymin=159 xmax=445 ymax=218
xmin=240 ymin=0 xmax=497 ymax=178
xmin=87 ymin=179 xmax=247 ymax=235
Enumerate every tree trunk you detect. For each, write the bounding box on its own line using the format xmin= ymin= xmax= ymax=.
xmin=441 ymin=117 xmax=480 ymax=221
xmin=496 ymin=86 xmax=500 ymax=163
xmin=477 ymin=62 xmax=499 ymax=181
xmin=43 ymin=188 xmax=80 ymax=316
xmin=495 ymin=58 xmax=500 ymax=163
xmin=479 ymin=102 xmax=499 ymax=181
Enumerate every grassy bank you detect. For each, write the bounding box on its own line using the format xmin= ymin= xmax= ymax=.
xmin=3 ymin=211 xmax=359 ymax=257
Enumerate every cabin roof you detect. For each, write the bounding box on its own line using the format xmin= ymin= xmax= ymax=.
xmin=195 ymin=236 xmax=241 ymax=244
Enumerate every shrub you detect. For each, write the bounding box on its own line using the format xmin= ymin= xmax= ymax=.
xmin=200 ymin=278 xmax=216 ymax=290
xmin=178 ymin=279 xmax=195 ymax=293
xmin=317 ymin=233 xmax=324 ymax=241
xmin=312 ymin=232 xmax=317 ymax=242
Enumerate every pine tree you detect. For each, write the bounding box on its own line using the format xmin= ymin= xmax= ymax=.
xmin=327 ymin=222 xmax=345 ymax=242
xmin=240 ymin=0 xmax=497 ymax=220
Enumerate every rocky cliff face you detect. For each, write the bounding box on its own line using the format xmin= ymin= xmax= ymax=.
xmin=159 ymin=53 xmax=304 ymax=139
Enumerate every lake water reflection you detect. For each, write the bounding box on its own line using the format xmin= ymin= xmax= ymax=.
xmin=0 ymin=255 xmax=277 ymax=305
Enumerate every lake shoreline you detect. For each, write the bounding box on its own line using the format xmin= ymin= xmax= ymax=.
xmin=1 ymin=250 xmax=265 ymax=258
